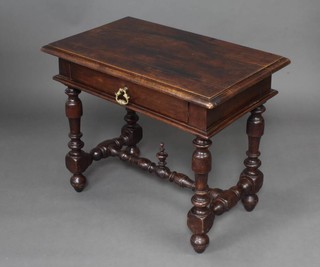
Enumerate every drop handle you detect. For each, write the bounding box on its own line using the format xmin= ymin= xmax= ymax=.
xmin=115 ymin=87 xmax=130 ymax=105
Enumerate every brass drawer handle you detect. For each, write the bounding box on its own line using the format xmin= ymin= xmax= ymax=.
xmin=115 ymin=87 xmax=130 ymax=105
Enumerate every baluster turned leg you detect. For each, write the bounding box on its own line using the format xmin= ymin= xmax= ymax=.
xmin=239 ymin=105 xmax=265 ymax=211
xmin=121 ymin=108 xmax=142 ymax=157
xmin=187 ymin=137 xmax=214 ymax=253
xmin=65 ymin=88 xmax=92 ymax=192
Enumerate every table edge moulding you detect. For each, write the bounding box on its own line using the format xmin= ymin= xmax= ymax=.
xmin=41 ymin=16 xmax=290 ymax=253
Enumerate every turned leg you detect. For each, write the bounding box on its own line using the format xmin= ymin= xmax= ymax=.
xmin=65 ymin=88 xmax=92 ymax=192
xmin=187 ymin=137 xmax=214 ymax=253
xmin=239 ymin=105 xmax=265 ymax=211
xmin=121 ymin=108 xmax=142 ymax=157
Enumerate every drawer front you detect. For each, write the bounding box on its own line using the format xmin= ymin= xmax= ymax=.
xmin=65 ymin=62 xmax=188 ymax=123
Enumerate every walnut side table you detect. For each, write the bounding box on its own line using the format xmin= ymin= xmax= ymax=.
xmin=42 ymin=17 xmax=290 ymax=253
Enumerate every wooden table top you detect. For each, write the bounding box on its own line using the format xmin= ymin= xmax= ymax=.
xmin=42 ymin=17 xmax=290 ymax=109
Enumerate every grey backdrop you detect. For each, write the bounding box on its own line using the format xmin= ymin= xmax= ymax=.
xmin=1 ymin=1 xmax=319 ymax=266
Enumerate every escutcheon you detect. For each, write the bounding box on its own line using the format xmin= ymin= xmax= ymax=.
xmin=115 ymin=87 xmax=130 ymax=105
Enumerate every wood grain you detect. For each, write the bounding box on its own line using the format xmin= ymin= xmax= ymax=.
xmin=42 ymin=17 xmax=290 ymax=109
xmin=42 ymin=17 xmax=290 ymax=253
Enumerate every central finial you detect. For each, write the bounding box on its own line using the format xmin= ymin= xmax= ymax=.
xmin=156 ymin=142 xmax=168 ymax=167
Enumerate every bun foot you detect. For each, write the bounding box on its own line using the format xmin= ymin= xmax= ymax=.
xmin=242 ymin=194 xmax=259 ymax=211
xmin=70 ymin=174 xmax=87 ymax=192
xmin=190 ymin=234 xmax=209 ymax=253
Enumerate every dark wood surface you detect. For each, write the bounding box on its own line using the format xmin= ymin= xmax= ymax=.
xmin=42 ymin=17 xmax=290 ymax=138
xmin=42 ymin=17 xmax=290 ymax=253
xmin=42 ymin=16 xmax=290 ymax=109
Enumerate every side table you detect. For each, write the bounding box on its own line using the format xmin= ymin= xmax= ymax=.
xmin=42 ymin=17 xmax=290 ymax=253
